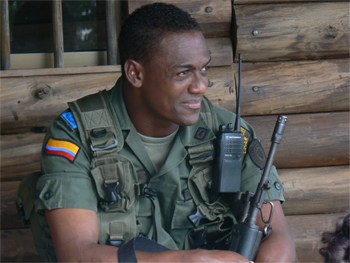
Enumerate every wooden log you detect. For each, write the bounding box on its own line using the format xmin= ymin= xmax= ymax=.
xmin=2 ymin=165 xmax=348 ymax=230
xmin=1 ymin=112 xmax=349 ymax=181
xmin=52 ymin=0 xmax=64 ymax=68
xmin=0 ymin=213 xmax=345 ymax=262
xmin=0 ymin=133 xmax=44 ymax=181
xmin=1 ymin=181 xmax=23 ymax=229
xmin=235 ymin=2 xmax=349 ymax=61
xmin=280 ymin=166 xmax=350 ymax=216
xmin=1 ymin=228 xmax=43 ymax=262
xmin=128 ymin=0 xmax=232 ymax=38
xmin=1 ymin=0 xmax=11 ymax=70
xmin=2 ymin=57 xmax=347 ymax=133
xmin=228 ymin=59 xmax=349 ymax=116
xmin=106 ymin=0 xmax=118 ymax=65
xmin=246 ymin=112 xmax=350 ymax=168
xmin=286 ymin=213 xmax=347 ymax=263
xmin=0 ymin=56 xmax=350 ymax=132
xmin=0 ymin=65 xmax=233 ymax=134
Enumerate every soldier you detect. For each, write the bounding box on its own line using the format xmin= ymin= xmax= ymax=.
xmin=25 ymin=2 xmax=296 ymax=262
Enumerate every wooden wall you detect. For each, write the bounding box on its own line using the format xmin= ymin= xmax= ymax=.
xmin=1 ymin=0 xmax=349 ymax=262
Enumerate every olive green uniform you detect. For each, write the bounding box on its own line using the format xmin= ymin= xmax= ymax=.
xmin=34 ymin=78 xmax=285 ymax=260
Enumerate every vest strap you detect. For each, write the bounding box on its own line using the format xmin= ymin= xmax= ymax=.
xmin=68 ymin=91 xmax=123 ymax=156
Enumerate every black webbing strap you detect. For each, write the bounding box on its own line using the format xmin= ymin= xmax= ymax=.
xmin=118 ymin=236 xmax=169 ymax=263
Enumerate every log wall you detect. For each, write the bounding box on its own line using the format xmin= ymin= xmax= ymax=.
xmin=1 ymin=0 xmax=349 ymax=262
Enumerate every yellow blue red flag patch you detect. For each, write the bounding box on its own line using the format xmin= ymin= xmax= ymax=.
xmin=44 ymin=138 xmax=80 ymax=162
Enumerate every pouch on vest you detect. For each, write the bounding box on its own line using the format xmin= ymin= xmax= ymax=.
xmin=69 ymin=90 xmax=141 ymax=246
xmin=91 ymin=155 xmax=139 ymax=213
xmin=186 ymin=139 xmax=238 ymax=250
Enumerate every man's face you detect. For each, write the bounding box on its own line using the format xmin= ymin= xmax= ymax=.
xmin=139 ymin=31 xmax=211 ymax=127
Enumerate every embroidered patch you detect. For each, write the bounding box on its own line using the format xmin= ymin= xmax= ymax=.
xmin=241 ymin=127 xmax=251 ymax=155
xmin=194 ymin=127 xmax=208 ymax=141
xmin=61 ymin=111 xmax=77 ymax=130
xmin=248 ymin=139 xmax=266 ymax=169
xmin=44 ymin=138 xmax=80 ymax=162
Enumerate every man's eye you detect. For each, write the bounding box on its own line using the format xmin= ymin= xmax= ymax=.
xmin=200 ymin=66 xmax=209 ymax=73
xmin=177 ymin=70 xmax=190 ymax=77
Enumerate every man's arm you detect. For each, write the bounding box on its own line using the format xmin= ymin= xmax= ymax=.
xmin=255 ymin=201 xmax=297 ymax=262
xmin=46 ymin=208 xmax=251 ymax=262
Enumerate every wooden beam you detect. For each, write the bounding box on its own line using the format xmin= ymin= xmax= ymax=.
xmin=52 ymin=0 xmax=64 ymax=68
xmin=2 ymin=165 xmax=348 ymax=230
xmin=230 ymin=59 xmax=350 ymax=116
xmin=1 ymin=213 xmax=345 ymax=262
xmin=106 ymin=0 xmax=118 ymax=65
xmin=0 ymin=228 xmax=43 ymax=262
xmin=2 ymin=58 xmax=347 ymax=127
xmin=235 ymin=2 xmax=349 ymax=61
xmin=286 ymin=213 xmax=346 ymax=263
xmin=246 ymin=112 xmax=350 ymax=168
xmin=0 ymin=65 xmax=232 ymax=133
xmin=280 ymin=166 xmax=350 ymax=216
xmin=1 ymin=112 xmax=349 ymax=181
xmin=1 ymin=0 xmax=11 ymax=70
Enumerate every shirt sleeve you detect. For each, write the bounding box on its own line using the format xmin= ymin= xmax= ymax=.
xmin=35 ymin=112 xmax=98 ymax=212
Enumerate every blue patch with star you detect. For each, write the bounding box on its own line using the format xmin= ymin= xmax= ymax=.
xmin=61 ymin=111 xmax=77 ymax=130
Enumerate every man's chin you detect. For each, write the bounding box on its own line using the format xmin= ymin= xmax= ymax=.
xmin=179 ymin=114 xmax=200 ymax=126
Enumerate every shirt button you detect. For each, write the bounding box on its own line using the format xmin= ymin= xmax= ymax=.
xmin=44 ymin=190 xmax=53 ymax=200
xmin=274 ymin=182 xmax=282 ymax=191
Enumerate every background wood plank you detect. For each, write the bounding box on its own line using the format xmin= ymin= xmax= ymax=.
xmin=0 ymin=66 xmax=234 ymax=134
xmin=1 ymin=112 xmax=349 ymax=181
xmin=1 ymin=213 xmax=345 ymax=263
xmin=1 ymin=228 xmax=44 ymax=262
xmin=286 ymin=213 xmax=346 ymax=263
xmin=234 ymin=59 xmax=350 ymax=116
xmin=246 ymin=112 xmax=350 ymax=168
xmin=235 ymin=2 xmax=350 ymax=61
xmin=2 ymin=166 xmax=348 ymax=230
xmin=280 ymin=166 xmax=350 ymax=215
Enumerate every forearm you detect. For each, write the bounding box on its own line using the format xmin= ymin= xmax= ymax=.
xmin=254 ymin=231 xmax=296 ymax=263
xmin=137 ymin=249 xmax=251 ymax=263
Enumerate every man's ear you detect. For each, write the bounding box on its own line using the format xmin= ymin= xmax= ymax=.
xmin=124 ymin=59 xmax=143 ymax=88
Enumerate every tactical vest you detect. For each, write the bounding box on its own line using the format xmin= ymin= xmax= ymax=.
xmin=69 ymin=90 xmax=237 ymax=249
xmin=17 ymin=89 xmax=238 ymax=260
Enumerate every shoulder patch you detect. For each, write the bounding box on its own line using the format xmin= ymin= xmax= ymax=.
xmin=61 ymin=111 xmax=78 ymax=130
xmin=44 ymin=138 xmax=80 ymax=162
xmin=248 ymin=139 xmax=266 ymax=169
xmin=241 ymin=127 xmax=251 ymax=155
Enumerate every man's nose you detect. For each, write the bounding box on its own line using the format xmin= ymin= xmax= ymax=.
xmin=190 ymin=71 xmax=208 ymax=94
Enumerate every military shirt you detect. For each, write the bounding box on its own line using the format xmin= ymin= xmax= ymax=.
xmin=36 ymin=78 xmax=285 ymax=258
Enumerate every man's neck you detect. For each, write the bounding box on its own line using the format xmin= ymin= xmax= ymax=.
xmin=122 ymin=81 xmax=179 ymax=137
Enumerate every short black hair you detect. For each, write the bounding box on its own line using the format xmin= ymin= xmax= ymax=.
xmin=118 ymin=2 xmax=201 ymax=72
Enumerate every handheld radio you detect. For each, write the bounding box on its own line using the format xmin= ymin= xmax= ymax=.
xmin=212 ymin=54 xmax=244 ymax=194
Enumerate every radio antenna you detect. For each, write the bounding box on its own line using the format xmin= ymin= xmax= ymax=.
xmin=234 ymin=53 xmax=243 ymax=131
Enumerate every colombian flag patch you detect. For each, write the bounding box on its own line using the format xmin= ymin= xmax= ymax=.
xmin=44 ymin=138 xmax=80 ymax=162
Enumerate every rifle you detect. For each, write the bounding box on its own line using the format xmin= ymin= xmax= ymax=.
xmin=229 ymin=115 xmax=287 ymax=260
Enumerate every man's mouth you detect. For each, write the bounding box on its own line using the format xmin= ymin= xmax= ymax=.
xmin=183 ymin=99 xmax=202 ymax=110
